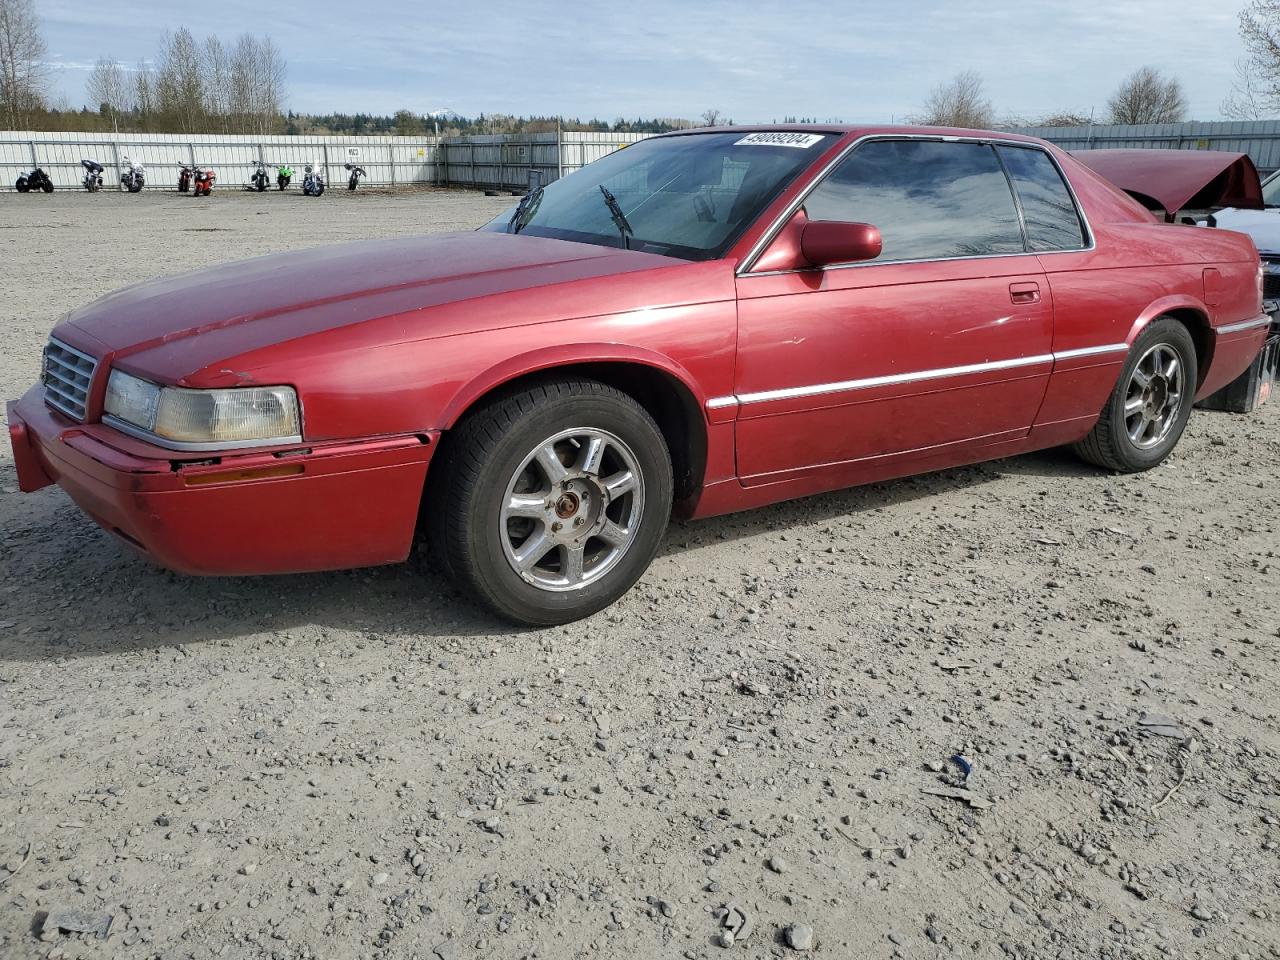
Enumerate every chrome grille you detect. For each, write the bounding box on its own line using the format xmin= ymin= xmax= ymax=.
xmin=42 ymin=337 xmax=98 ymax=421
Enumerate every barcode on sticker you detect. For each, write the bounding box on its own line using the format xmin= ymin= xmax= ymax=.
xmin=733 ymin=132 xmax=825 ymax=149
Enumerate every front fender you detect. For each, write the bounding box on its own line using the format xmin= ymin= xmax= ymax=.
xmin=439 ymin=342 xmax=711 ymax=429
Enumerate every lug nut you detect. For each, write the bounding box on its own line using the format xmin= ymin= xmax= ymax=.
xmin=551 ymin=521 xmax=562 ymax=532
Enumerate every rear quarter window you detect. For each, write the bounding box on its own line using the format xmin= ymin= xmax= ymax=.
xmin=996 ymin=146 xmax=1088 ymax=251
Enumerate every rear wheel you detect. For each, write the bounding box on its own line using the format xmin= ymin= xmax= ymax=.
xmin=1072 ymin=317 xmax=1197 ymax=472
xmin=430 ymin=379 xmax=673 ymax=625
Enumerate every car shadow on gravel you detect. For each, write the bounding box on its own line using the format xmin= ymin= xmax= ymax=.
xmin=0 ymin=448 xmax=1104 ymax=663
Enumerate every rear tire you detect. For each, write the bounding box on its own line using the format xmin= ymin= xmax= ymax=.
xmin=430 ymin=379 xmax=673 ymax=625
xmin=1072 ymin=317 xmax=1198 ymax=473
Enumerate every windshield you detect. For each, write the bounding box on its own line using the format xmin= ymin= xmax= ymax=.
xmin=1264 ymin=169 xmax=1280 ymax=208
xmin=481 ymin=131 xmax=835 ymax=261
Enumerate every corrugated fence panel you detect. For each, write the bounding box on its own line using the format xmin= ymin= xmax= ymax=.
xmin=1014 ymin=120 xmax=1280 ymax=174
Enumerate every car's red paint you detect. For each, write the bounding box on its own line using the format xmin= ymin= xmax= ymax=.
xmin=799 ymin=220 xmax=882 ymax=267
xmin=8 ymin=388 xmax=435 ymax=574
xmin=1072 ymin=149 xmax=1263 ymax=218
xmin=9 ymin=125 xmax=1270 ymax=577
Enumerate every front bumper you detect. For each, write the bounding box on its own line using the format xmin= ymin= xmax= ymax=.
xmin=7 ymin=385 xmax=437 ymax=575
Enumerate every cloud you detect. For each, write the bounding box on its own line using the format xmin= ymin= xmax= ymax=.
xmin=37 ymin=0 xmax=1246 ymax=121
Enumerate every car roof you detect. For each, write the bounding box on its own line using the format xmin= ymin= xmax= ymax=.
xmin=657 ymin=123 xmax=1048 ymax=146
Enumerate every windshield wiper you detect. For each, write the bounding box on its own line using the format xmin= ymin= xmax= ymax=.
xmin=507 ymin=184 xmax=544 ymax=234
xmin=598 ymin=185 xmax=633 ymax=250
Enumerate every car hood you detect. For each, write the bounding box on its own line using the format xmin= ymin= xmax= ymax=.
xmin=1209 ymin=207 xmax=1280 ymax=255
xmin=60 ymin=231 xmax=683 ymax=366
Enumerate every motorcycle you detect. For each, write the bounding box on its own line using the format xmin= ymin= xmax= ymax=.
xmin=247 ymin=160 xmax=269 ymax=192
xmin=345 ymin=163 xmax=367 ymax=191
xmin=81 ymin=160 xmax=104 ymax=192
xmin=193 ymin=167 xmax=216 ymax=197
xmin=178 ymin=165 xmax=194 ymax=193
xmin=119 ymin=155 xmax=145 ymax=193
xmin=301 ymin=163 xmax=324 ymax=197
xmin=15 ymin=167 xmax=54 ymax=193
xmin=276 ymin=164 xmax=293 ymax=190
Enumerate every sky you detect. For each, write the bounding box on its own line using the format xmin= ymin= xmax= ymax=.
xmin=36 ymin=0 xmax=1246 ymax=123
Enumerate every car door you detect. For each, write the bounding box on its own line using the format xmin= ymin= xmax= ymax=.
xmin=732 ymin=137 xmax=1055 ymax=485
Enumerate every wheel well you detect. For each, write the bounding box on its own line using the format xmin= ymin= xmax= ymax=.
xmin=446 ymin=363 xmax=708 ymax=502
xmin=1163 ymin=308 xmax=1213 ymax=388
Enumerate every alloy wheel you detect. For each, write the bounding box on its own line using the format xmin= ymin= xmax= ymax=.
xmin=499 ymin=427 xmax=645 ymax=592
xmin=1123 ymin=342 xmax=1184 ymax=449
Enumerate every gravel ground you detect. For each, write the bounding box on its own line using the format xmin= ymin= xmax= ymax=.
xmin=1 ymin=189 xmax=1278 ymax=960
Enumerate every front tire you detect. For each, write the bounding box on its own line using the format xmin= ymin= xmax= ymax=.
xmin=430 ymin=379 xmax=673 ymax=625
xmin=1072 ymin=317 xmax=1198 ymax=472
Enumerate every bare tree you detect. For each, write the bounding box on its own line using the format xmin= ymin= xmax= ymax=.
xmin=202 ymin=35 xmax=231 ymax=131
xmin=1107 ymin=66 xmax=1187 ymax=124
xmin=255 ymin=35 xmax=286 ymax=133
xmin=133 ymin=60 xmax=155 ymax=129
xmin=86 ymin=57 xmax=131 ymax=131
xmin=227 ymin=34 xmax=286 ymax=135
xmin=1039 ymin=111 xmax=1092 ymax=127
xmin=699 ymin=108 xmax=722 ymax=127
xmin=155 ymin=28 xmax=205 ymax=132
xmin=917 ymin=70 xmax=994 ymax=128
xmin=1222 ymin=58 xmax=1267 ymax=119
xmin=0 ymin=0 xmax=48 ymax=128
xmin=1236 ymin=1 xmax=1280 ymax=112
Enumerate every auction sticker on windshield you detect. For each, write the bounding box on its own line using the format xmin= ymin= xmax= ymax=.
xmin=734 ymin=132 xmax=825 ymax=149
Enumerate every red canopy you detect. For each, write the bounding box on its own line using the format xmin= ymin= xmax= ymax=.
xmin=1071 ymin=149 xmax=1263 ymax=216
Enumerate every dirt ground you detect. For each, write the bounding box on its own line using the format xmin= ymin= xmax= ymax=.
xmin=1 ymin=189 xmax=1277 ymax=960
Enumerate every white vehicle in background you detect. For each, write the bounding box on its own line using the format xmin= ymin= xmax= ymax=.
xmin=1211 ymin=168 xmax=1280 ymax=304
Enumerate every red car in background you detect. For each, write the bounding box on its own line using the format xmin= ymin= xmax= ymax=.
xmin=8 ymin=125 xmax=1271 ymax=624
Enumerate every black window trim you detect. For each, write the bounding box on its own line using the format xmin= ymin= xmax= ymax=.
xmin=738 ymin=133 xmax=1095 ymax=276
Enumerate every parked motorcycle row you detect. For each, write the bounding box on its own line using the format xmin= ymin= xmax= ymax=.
xmin=13 ymin=158 xmax=369 ymax=197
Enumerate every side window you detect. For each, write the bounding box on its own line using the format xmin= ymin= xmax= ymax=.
xmin=996 ymin=146 xmax=1087 ymax=251
xmin=803 ymin=139 xmax=1024 ymax=262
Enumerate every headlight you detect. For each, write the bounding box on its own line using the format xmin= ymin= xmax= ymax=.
xmin=104 ymin=370 xmax=301 ymax=448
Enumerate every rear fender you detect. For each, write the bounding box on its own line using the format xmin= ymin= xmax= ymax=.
xmin=1124 ymin=294 xmax=1211 ymax=345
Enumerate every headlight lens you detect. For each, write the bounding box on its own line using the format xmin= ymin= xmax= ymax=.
xmin=104 ymin=370 xmax=301 ymax=447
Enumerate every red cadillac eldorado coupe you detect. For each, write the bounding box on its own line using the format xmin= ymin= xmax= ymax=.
xmin=7 ymin=126 xmax=1272 ymax=624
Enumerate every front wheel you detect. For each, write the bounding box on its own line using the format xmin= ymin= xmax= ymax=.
xmin=1072 ymin=317 xmax=1198 ymax=472
xmin=41 ymin=180 xmax=54 ymax=193
xmin=430 ymin=379 xmax=673 ymax=625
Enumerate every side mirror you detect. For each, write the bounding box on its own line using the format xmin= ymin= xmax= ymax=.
xmin=800 ymin=220 xmax=882 ymax=267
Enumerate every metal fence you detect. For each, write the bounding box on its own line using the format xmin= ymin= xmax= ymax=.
xmin=15 ymin=122 xmax=1280 ymax=194
xmin=1015 ymin=120 xmax=1280 ymax=175
xmin=0 ymin=130 xmax=650 ymax=192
